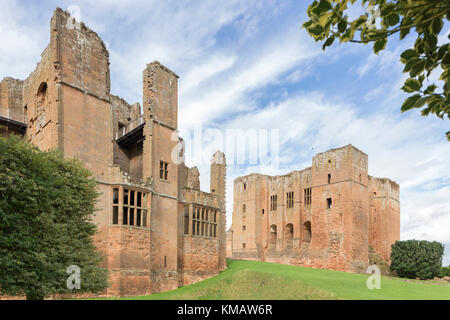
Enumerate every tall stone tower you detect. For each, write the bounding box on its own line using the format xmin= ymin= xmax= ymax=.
xmin=142 ymin=61 xmax=180 ymax=292
xmin=210 ymin=151 xmax=227 ymax=269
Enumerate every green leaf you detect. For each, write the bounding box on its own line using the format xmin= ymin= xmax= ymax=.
xmin=312 ymin=0 xmax=332 ymax=15
xmin=308 ymin=24 xmax=325 ymax=36
xmin=400 ymin=27 xmax=410 ymax=40
xmin=424 ymin=83 xmax=437 ymax=94
xmin=410 ymin=60 xmax=426 ymax=77
xmin=373 ymin=38 xmax=387 ymax=54
xmin=338 ymin=20 xmax=347 ymax=33
xmin=400 ymin=49 xmax=418 ymax=63
xmin=402 ymin=79 xmax=422 ymax=93
xmin=386 ymin=13 xmax=399 ymax=27
xmin=322 ymin=36 xmax=335 ymax=50
xmin=431 ymin=18 xmax=443 ymax=35
xmin=401 ymin=94 xmax=421 ymax=112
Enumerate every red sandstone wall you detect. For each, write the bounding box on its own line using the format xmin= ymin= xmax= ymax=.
xmin=369 ymin=177 xmax=400 ymax=262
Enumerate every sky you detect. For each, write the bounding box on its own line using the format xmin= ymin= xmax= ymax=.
xmin=0 ymin=0 xmax=449 ymax=265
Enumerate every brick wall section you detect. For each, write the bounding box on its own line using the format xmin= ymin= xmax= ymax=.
xmin=230 ymin=145 xmax=400 ymax=274
xmin=0 ymin=77 xmax=24 ymax=122
xmin=368 ymin=176 xmax=400 ymax=262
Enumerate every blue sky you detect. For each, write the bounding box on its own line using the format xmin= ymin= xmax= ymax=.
xmin=0 ymin=0 xmax=449 ymax=265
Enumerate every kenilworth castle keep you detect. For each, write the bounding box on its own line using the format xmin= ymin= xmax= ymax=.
xmin=0 ymin=9 xmax=399 ymax=296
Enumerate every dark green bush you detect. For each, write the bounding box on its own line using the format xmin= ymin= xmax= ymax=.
xmin=439 ymin=266 xmax=450 ymax=278
xmin=390 ymin=240 xmax=444 ymax=280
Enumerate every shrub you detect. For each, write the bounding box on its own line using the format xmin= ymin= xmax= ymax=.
xmin=439 ymin=266 xmax=450 ymax=278
xmin=390 ymin=240 xmax=444 ymax=280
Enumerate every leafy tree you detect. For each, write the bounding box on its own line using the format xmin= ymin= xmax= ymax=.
xmin=439 ymin=265 xmax=450 ymax=277
xmin=0 ymin=135 xmax=108 ymax=299
xmin=390 ymin=239 xmax=444 ymax=279
xmin=303 ymin=0 xmax=450 ymax=140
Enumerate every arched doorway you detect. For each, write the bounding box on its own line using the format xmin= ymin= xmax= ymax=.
xmin=285 ymin=223 xmax=293 ymax=243
xmin=303 ymin=221 xmax=311 ymax=242
xmin=269 ymin=224 xmax=277 ymax=245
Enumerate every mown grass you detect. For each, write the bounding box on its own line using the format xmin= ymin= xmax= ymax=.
xmin=105 ymin=259 xmax=450 ymax=300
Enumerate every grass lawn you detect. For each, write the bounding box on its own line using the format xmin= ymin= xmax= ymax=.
xmin=105 ymin=259 xmax=450 ymax=300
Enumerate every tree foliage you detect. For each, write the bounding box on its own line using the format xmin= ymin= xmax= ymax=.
xmin=0 ymin=135 xmax=108 ymax=299
xmin=303 ymin=0 xmax=450 ymax=140
xmin=390 ymin=240 xmax=444 ymax=279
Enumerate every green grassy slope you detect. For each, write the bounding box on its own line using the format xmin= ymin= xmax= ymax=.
xmin=109 ymin=259 xmax=450 ymax=300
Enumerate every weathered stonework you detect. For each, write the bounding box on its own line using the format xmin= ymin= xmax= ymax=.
xmin=0 ymin=8 xmax=226 ymax=297
xmin=230 ymin=145 xmax=400 ymax=273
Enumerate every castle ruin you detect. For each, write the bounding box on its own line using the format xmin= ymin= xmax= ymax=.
xmin=0 ymin=8 xmax=226 ymax=296
xmin=228 ymin=145 xmax=400 ymax=273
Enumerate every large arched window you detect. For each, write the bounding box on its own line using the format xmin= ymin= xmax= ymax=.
xmin=303 ymin=221 xmax=311 ymax=243
xmin=269 ymin=224 xmax=277 ymax=245
xmin=285 ymin=223 xmax=293 ymax=243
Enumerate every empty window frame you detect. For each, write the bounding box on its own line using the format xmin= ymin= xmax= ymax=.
xmin=112 ymin=187 xmax=147 ymax=227
xmin=270 ymin=195 xmax=278 ymax=211
xmin=286 ymin=191 xmax=294 ymax=208
xmin=190 ymin=206 xmax=218 ymax=238
xmin=304 ymin=188 xmax=312 ymax=206
xmin=160 ymin=161 xmax=169 ymax=180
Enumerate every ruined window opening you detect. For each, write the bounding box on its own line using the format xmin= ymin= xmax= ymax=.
xmin=285 ymin=224 xmax=293 ymax=243
xmin=328 ymin=160 xmax=331 ymax=164
xmin=286 ymin=192 xmax=294 ymax=208
xmin=191 ymin=206 xmax=218 ymax=238
xmin=303 ymin=221 xmax=311 ymax=242
xmin=269 ymin=225 xmax=277 ymax=245
xmin=136 ymin=209 xmax=141 ymax=227
xmin=242 ymin=243 xmax=246 ymax=249
xmin=262 ymin=209 xmax=265 ymax=215
xmin=184 ymin=206 xmax=190 ymax=235
xmin=113 ymin=187 xmax=147 ymax=227
xmin=164 ymin=256 xmax=167 ymax=268
xmin=328 ymin=174 xmax=331 ymax=184
xmin=270 ymin=195 xmax=277 ymax=211
xmin=136 ymin=141 xmax=143 ymax=154
xmin=242 ymin=225 xmax=246 ymax=231
xmin=243 ymin=182 xmax=246 ymax=190
xmin=304 ymin=188 xmax=312 ymax=206
xmin=242 ymin=204 xmax=246 ymax=213
xmin=129 ymin=208 xmax=134 ymax=226
xmin=359 ymin=174 xmax=362 ymax=183
xmin=327 ymin=198 xmax=332 ymax=209
xmin=160 ymin=161 xmax=169 ymax=180
xmin=123 ymin=207 xmax=128 ymax=225
xmin=112 ymin=188 xmax=119 ymax=224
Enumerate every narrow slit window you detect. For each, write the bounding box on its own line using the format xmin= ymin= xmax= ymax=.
xmin=270 ymin=195 xmax=278 ymax=211
xmin=286 ymin=192 xmax=294 ymax=208
xmin=327 ymin=198 xmax=332 ymax=209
